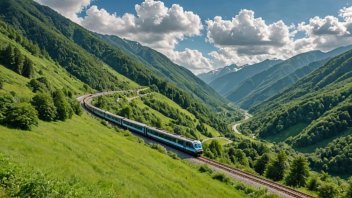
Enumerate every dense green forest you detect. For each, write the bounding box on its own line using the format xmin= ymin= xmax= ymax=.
xmin=239 ymin=46 xmax=352 ymax=176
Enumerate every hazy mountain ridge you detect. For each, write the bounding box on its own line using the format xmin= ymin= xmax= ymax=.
xmin=209 ymin=59 xmax=283 ymax=96
xmin=226 ymin=46 xmax=352 ymax=109
xmin=198 ymin=64 xmax=240 ymax=84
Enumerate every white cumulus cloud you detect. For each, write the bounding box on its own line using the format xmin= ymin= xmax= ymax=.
xmin=35 ymin=0 xmax=91 ymax=23
xmin=206 ymin=9 xmax=295 ymax=66
xmin=80 ymin=0 xmax=203 ymax=51
xmin=206 ymin=7 xmax=352 ymax=67
xmin=165 ymin=49 xmax=213 ymax=74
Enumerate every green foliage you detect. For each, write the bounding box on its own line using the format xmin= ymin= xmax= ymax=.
xmin=212 ymin=173 xmax=231 ymax=184
xmin=310 ymin=134 xmax=352 ymax=174
xmin=0 ymin=45 xmax=35 ymax=78
xmin=228 ymin=148 xmax=249 ymax=166
xmin=150 ymin=144 xmax=167 ymax=154
xmin=70 ymin=99 xmax=83 ymax=116
xmin=285 ymin=156 xmax=310 ymax=187
xmin=0 ymin=93 xmax=14 ymax=123
xmin=265 ymin=151 xmax=287 ymax=181
xmin=317 ymin=183 xmax=338 ymax=198
xmin=206 ymin=140 xmax=223 ymax=158
xmin=307 ymin=176 xmax=320 ymax=191
xmin=254 ymin=153 xmax=270 ymax=175
xmin=0 ymin=154 xmax=84 ymax=197
xmin=4 ymin=103 xmax=38 ymax=130
xmin=346 ymin=177 xmax=352 ymax=198
xmin=0 ymin=78 xmax=3 ymax=89
xmin=22 ymin=57 xmax=34 ymax=78
xmin=31 ymin=93 xmax=56 ymax=121
xmin=27 ymin=77 xmax=52 ymax=93
xmin=53 ymin=90 xmax=73 ymax=121
xmin=119 ymin=106 xmax=132 ymax=119
xmin=199 ymin=165 xmax=213 ymax=174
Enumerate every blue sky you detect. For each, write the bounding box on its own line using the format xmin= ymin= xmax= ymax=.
xmin=37 ymin=0 xmax=352 ymax=73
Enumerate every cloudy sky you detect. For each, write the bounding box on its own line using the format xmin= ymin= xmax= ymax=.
xmin=35 ymin=0 xmax=352 ymax=74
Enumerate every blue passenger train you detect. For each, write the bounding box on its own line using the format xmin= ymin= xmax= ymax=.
xmin=83 ymin=95 xmax=203 ymax=156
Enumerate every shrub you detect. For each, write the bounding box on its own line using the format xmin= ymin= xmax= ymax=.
xmin=31 ymin=93 xmax=56 ymax=121
xmin=27 ymin=77 xmax=51 ymax=93
xmin=70 ymin=99 xmax=83 ymax=116
xmin=265 ymin=151 xmax=287 ymax=181
xmin=53 ymin=90 xmax=73 ymax=121
xmin=285 ymin=156 xmax=310 ymax=187
xmin=254 ymin=153 xmax=270 ymax=175
xmin=150 ymin=144 xmax=167 ymax=154
xmin=4 ymin=103 xmax=38 ymax=130
xmin=212 ymin=173 xmax=230 ymax=184
xmin=307 ymin=177 xmax=320 ymax=191
xmin=0 ymin=93 xmax=14 ymax=123
xmin=199 ymin=165 xmax=213 ymax=174
xmin=167 ymin=151 xmax=179 ymax=160
xmin=318 ymin=183 xmax=337 ymax=198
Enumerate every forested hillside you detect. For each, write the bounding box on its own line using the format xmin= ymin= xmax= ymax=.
xmin=0 ymin=0 xmax=240 ymax=133
xmin=240 ymin=48 xmax=352 ymax=174
xmin=98 ymin=34 xmax=228 ymax=109
xmin=226 ymin=46 xmax=352 ymax=109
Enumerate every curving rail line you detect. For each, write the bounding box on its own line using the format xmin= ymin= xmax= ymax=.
xmin=79 ymin=91 xmax=315 ymax=198
xmin=197 ymin=157 xmax=314 ymax=198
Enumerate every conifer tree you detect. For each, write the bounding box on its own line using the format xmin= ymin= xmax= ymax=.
xmin=254 ymin=153 xmax=270 ymax=175
xmin=265 ymin=151 xmax=287 ymax=181
xmin=285 ymin=156 xmax=310 ymax=187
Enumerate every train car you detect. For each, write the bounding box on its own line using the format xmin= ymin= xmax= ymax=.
xmin=145 ymin=126 xmax=203 ymax=156
xmin=122 ymin=118 xmax=146 ymax=134
xmin=82 ymin=94 xmax=203 ymax=156
xmin=104 ymin=111 xmax=123 ymax=125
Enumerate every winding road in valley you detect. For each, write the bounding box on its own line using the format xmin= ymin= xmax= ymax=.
xmin=78 ymin=91 xmax=314 ymax=198
xmin=232 ymin=111 xmax=252 ymax=134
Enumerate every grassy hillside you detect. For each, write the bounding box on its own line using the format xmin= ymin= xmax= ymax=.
xmin=0 ymin=114 xmax=249 ymax=197
xmin=227 ymin=46 xmax=352 ymax=109
xmin=239 ymin=48 xmax=352 ymax=175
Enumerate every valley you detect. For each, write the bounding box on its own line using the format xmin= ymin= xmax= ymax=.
xmin=1 ymin=0 xmax=352 ymax=198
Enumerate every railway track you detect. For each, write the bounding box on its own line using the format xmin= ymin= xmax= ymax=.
xmin=197 ymin=157 xmax=314 ymax=198
xmin=79 ymin=92 xmax=315 ymax=198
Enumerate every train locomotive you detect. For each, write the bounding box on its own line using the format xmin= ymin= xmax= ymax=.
xmin=83 ymin=95 xmax=203 ymax=156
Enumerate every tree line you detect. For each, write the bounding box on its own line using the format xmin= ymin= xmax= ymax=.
xmin=203 ymin=139 xmax=352 ymax=197
xmin=0 ymin=77 xmax=82 ymax=130
xmin=0 ymin=45 xmax=34 ymax=78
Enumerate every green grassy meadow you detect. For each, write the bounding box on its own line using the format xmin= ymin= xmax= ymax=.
xmin=0 ymin=114 xmax=247 ymax=197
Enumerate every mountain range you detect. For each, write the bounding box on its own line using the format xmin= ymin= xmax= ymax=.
xmin=207 ymin=46 xmax=352 ymax=109
xmin=198 ymin=64 xmax=240 ymax=84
